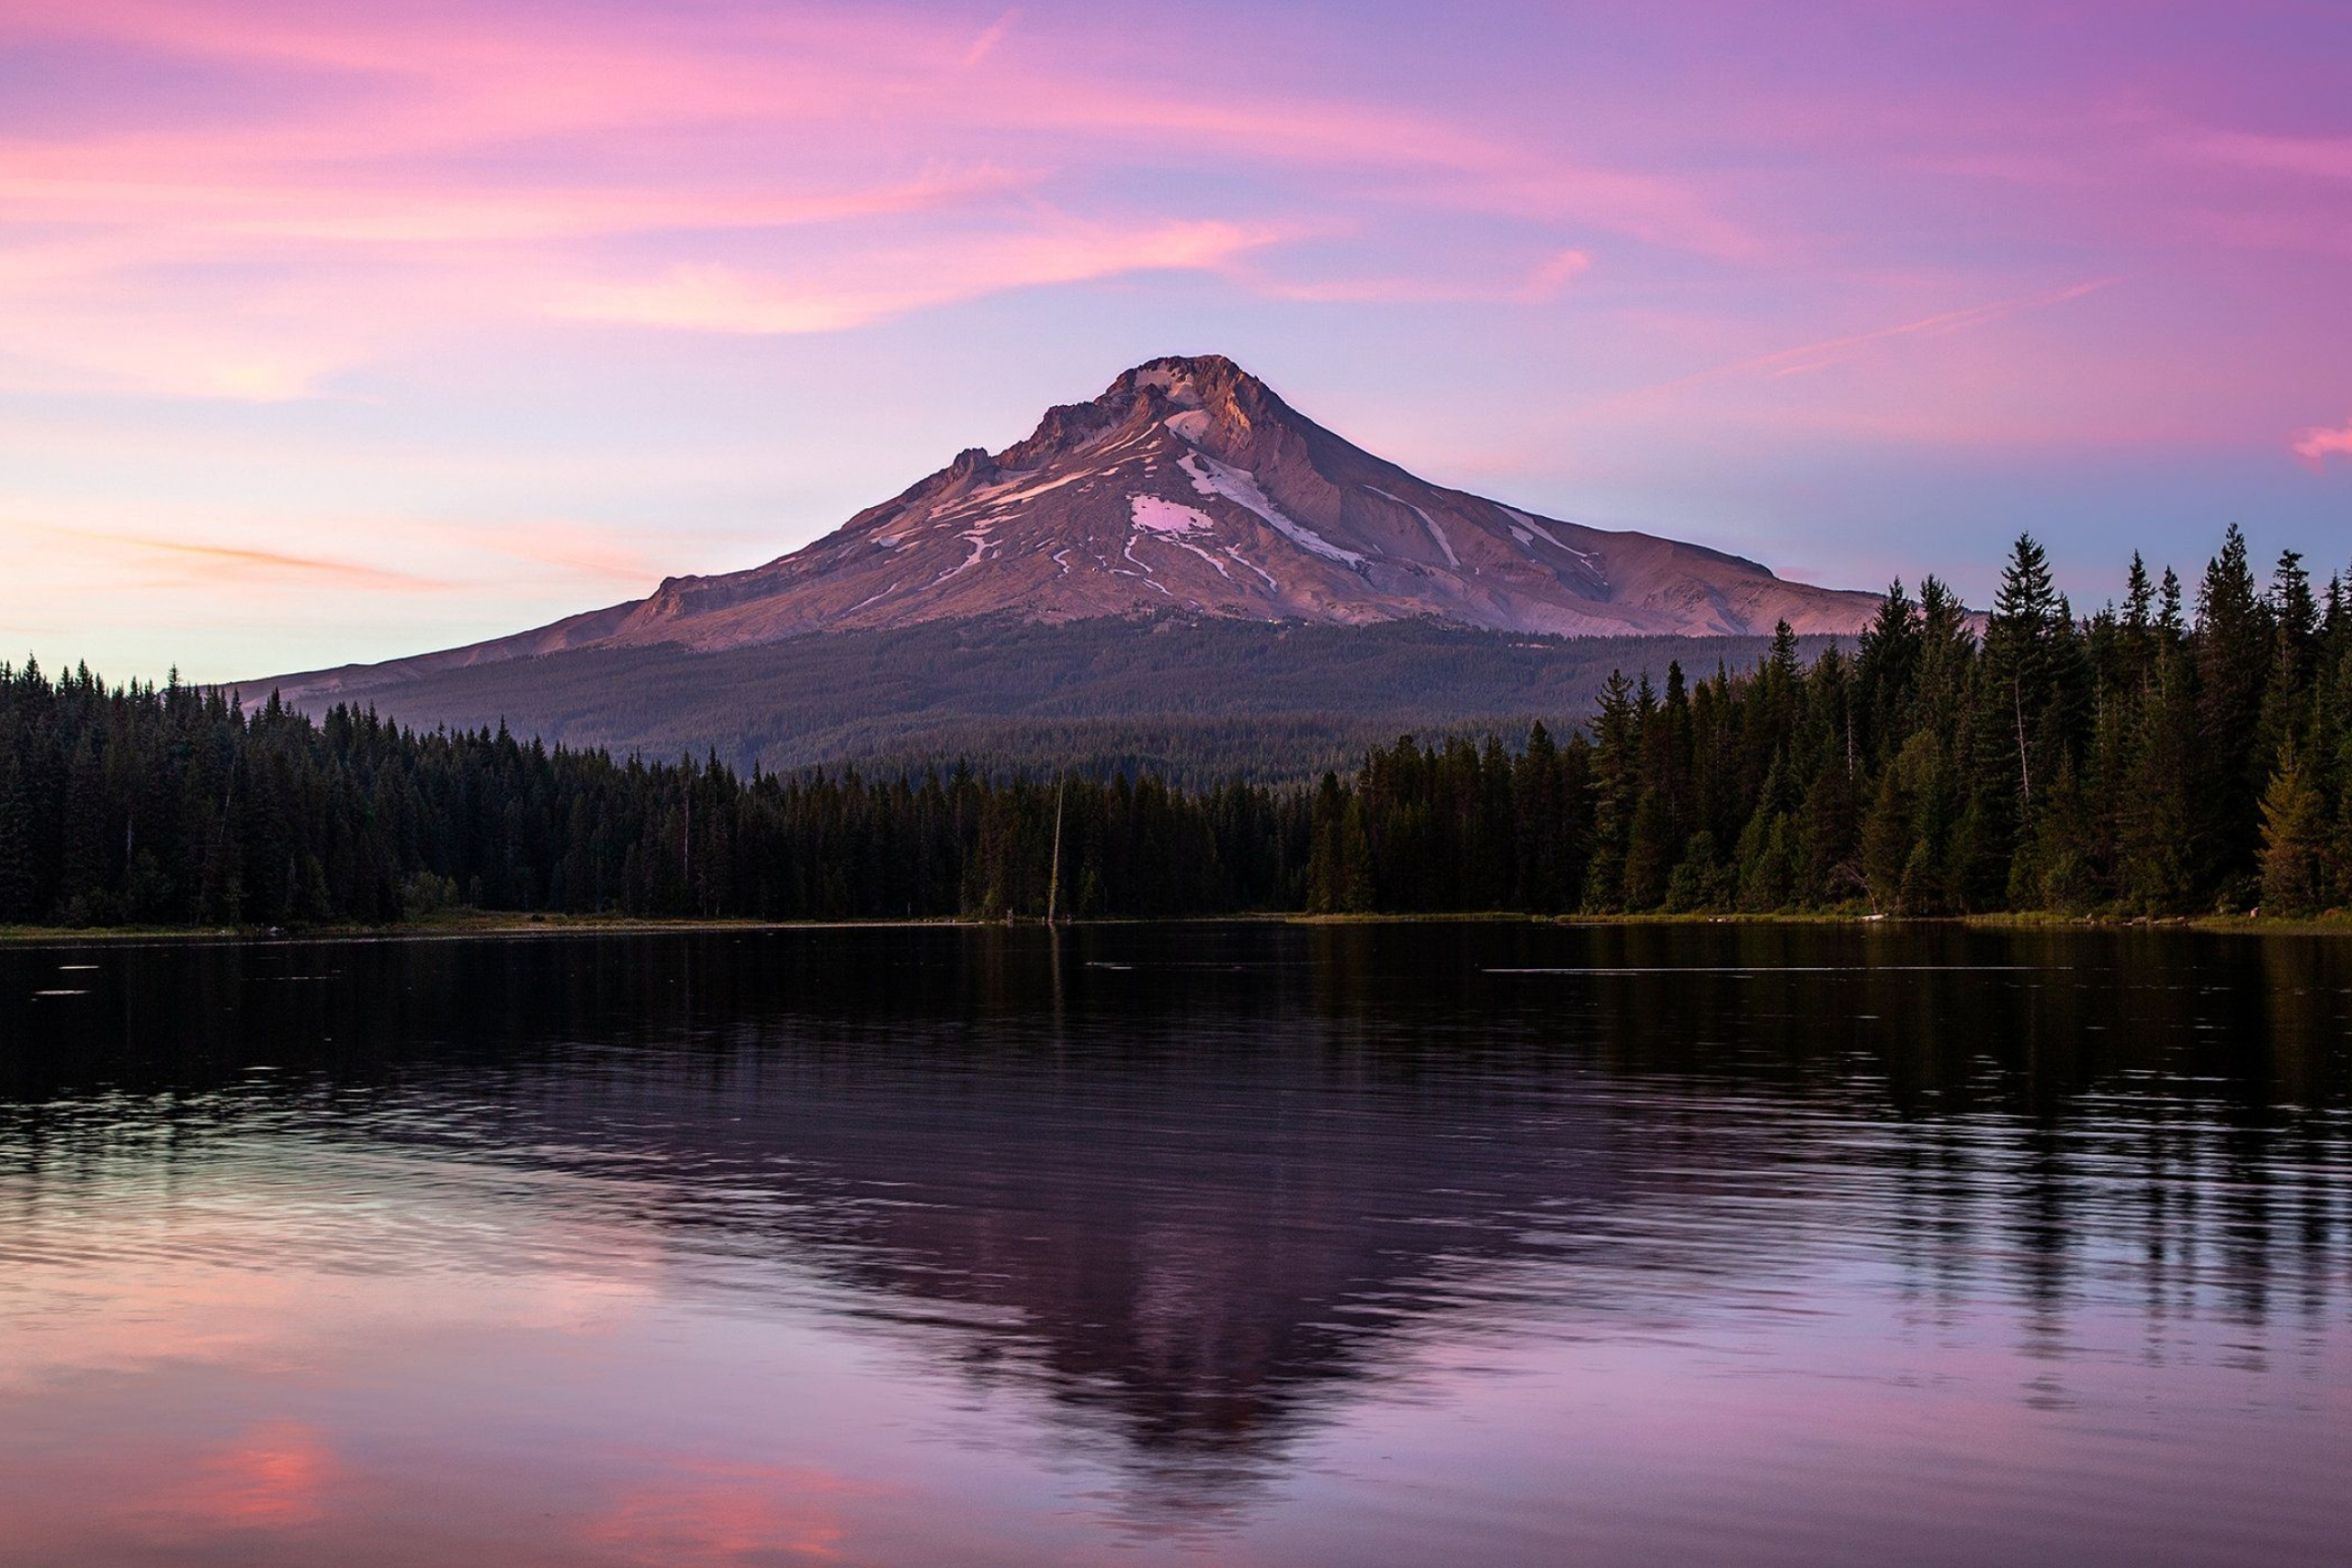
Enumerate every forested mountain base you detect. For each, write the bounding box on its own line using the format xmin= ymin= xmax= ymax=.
xmin=248 ymin=617 xmax=1818 ymax=786
xmin=5 ymin=527 xmax=2347 ymax=928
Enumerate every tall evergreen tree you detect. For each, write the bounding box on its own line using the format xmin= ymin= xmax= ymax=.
xmin=2194 ymin=525 xmax=2275 ymax=904
xmin=2258 ymin=745 xmax=2332 ymax=916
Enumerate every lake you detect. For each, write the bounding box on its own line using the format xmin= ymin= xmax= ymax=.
xmin=3 ymin=922 xmax=2348 ymax=1566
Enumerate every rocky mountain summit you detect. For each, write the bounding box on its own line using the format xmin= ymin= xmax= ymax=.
xmin=262 ymin=355 xmax=1877 ymax=700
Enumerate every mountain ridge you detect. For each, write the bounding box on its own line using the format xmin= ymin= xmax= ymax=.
xmin=256 ymin=355 xmax=1877 ymax=703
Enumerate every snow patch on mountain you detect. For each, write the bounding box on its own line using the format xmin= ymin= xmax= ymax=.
xmin=1226 ymin=547 xmax=1278 ymax=591
xmin=933 ymin=528 xmax=994 ymax=585
xmin=1181 ymin=453 xmax=1365 ymax=570
xmin=1130 ymin=495 xmax=1216 ymax=535
xmin=843 ymin=580 xmax=902 ymax=615
xmin=967 ymin=468 xmax=1093 ymax=513
xmin=1498 ymin=504 xmax=1592 ymax=560
xmin=1160 ymin=536 xmax=1233 ymax=580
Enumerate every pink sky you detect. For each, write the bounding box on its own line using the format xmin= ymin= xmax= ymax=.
xmin=3 ymin=0 xmax=2348 ymax=679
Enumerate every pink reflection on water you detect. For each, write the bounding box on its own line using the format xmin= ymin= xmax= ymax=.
xmin=581 ymin=1458 xmax=873 ymax=1564
xmin=144 ymin=1419 xmax=338 ymax=1531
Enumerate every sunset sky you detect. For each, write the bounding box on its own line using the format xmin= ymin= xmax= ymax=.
xmin=5 ymin=0 xmax=2349 ymax=681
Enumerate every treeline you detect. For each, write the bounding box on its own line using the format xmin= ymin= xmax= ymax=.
xmin=6 ymin=525 xmax=2351 ymax=929
xmin=0 ymin=671 xmax=1309 ymax=925
xmin=1307 ymin=527 xmax=2352 ymax=918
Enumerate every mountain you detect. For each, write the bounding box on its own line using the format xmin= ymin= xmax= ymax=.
xmin=261 ymin=355 xmax=1877 ymax=706
xmin=242 ymin=356 xmax=1883 ymax=778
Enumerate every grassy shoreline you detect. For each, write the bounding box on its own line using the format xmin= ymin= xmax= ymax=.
xmin=9 ymin=907 xmax=2352 ymax=945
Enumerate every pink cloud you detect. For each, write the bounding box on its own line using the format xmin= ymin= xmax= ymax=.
xmin=0 ymin=166 xmax=1031 ymax=246
xmin=550 ymin=218 xmax=1292 ymax=335
xmin=457 ymin=521 xmax=672 ymax=588
xmin=960 ymin=8 xmax=1021 ymax=69
xmin=2295 ymin=418 xmax=2352 ymax=463
xmin=1246 ymin=247 xmax=1592 ymax=306
xmin=0 ymin=0 xmax=1763 ymax=401
xmin=2180 ymin=128 xmax=2352 ymax=184
xmin=13 ymin=521 xmax=451 ymax=591
xmin=1518 ymin=248 xmax=1596 ymax=303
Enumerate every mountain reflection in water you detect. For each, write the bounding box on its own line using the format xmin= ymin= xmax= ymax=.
xmin=2 ymin=923 xmax=2348 ymax=1567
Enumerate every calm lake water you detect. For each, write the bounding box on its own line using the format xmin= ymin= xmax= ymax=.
xmin=3 ymin=922 xmax=2349 ymax=1567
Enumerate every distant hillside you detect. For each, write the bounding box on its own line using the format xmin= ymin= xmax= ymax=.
xmin=254 ymin=615 xmax=1839 ymax=784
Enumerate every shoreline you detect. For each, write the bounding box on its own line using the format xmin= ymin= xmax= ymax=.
xmin=8 ymin=908 xmax=2352 ymax=945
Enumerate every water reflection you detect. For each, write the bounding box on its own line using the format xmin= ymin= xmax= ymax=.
xmin=2 ymin=924 xmax=2349 ymax=1566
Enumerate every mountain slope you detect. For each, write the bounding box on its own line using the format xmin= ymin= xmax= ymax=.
xmin=263 ymin=355 xmax=1876 ymax=704
xmin=256 ymin=616 xmax=1841 ymax=784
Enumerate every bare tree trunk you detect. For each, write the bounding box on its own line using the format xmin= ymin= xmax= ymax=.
xmin=1046 ymin=778 xmax=1065 ymax=925
xmin=2013 ymin=677 xmax=2031 ymax=812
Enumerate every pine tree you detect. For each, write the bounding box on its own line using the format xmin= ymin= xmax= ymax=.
xmin=1956 ymin=536 xmax=2062 ymax=907
xmin=1983 ymin=534 xmax=2064 ymax=812
xmin=1856 ymin=578 xmax=1920 ymax=765
xmin=2258 ymin=746 xmax=2333 ymax=916
xmin=2116 ymin=639 xmax=2199 ymax=912
xmin=1582 ymin=671 xmax=1639 ymax=910
xmin=2157 ymin=567 xmax=2186 ymax=641
xmin=1513 ymin=722 xmax=1565 ymax=910
xmin=1336 ymin=795 xmax=1374 ymax=913
xmin=2194 ymin=525 xmax=2275 ymax=904
xmin=1306 ymin=771 xmax=1347 ymax=913
xmin=2257 ymin=548 xmax=2323 ymax=769
xmin=2123 ymin=552 xmax=2154 ymax=635
xmin=1862 ymin=730 xmax=1954 ymax=914
xmin=1623 ymin=787 xmax=1674 ymax=909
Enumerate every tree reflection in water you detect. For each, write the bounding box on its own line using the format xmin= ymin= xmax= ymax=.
xmin=2 ymin=923 xmax=2347 ymax=1565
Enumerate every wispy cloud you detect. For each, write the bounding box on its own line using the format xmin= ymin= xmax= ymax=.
xmin=1600 ymin=278 xmax=2121 ymax=405
xmin=1517 ymin=249 xmax=1595 ymax=303
xmin=961 ymin=7 xmax=1020 ymax=68
xmin=11 ymin=521 xmax=447 ymax=591
xmin=2178 ymin=128 xmax=2352 ymax=183
xmin=0 ymin=166 xmax=1032 ymax=246
xmin=423 ymin=519 xmax=671 ymax=587
xmin=1245 ymin=247 xmax=1592 ymax=306
xmin=551 ymin=219 xmax=1290 ymax=334
xmin=2295 ymin=417 xmax=2352 ymax=463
